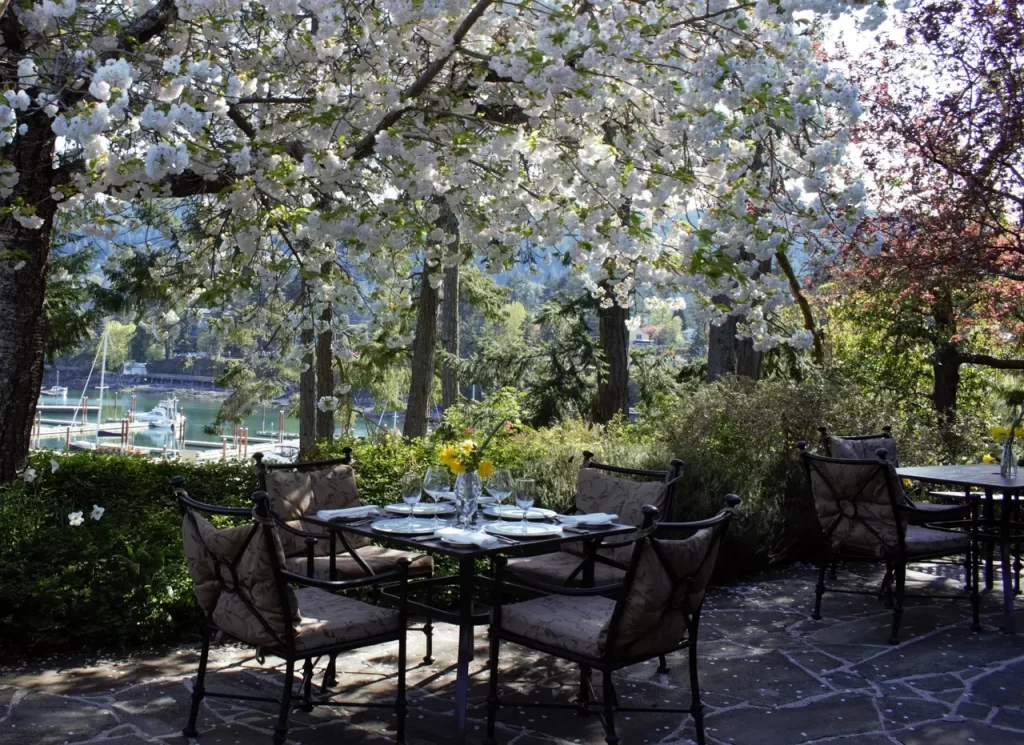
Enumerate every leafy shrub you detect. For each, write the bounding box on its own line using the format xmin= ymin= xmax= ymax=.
xmin=0 ymin=453 xmax=252 ymax=653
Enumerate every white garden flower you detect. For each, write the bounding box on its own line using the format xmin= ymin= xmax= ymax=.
xmin=90 ymin=505 xmax=105 ymax=521
xmin=22 ymin=467 xmax=37 ymax=483
xmin=50 ymin=458 xmax=60 ymax=473
xmin=68 ymin=511 xmax=84 ymax=526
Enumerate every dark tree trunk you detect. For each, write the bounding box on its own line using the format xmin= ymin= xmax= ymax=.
xmin=706 ymin=303 xmax=738 ymax=383
xmin=931 ymin=290 xmax=961 ymax=422
xmin=299 ymin=325 xmax=317 ymax=458
xmin=403 ymin=197 xmax=457 ymax=438
xmin=0 ymin=120 xmax=58 ymax=482
xmin=315 ymin=262 xmax=334 ymax=443
xmin=316 ymin=309 xmax=334 ymax=443
xmin=594 ymin=294 xmax=630 ymax=423
xmin=440 ymin=263 xmax=460 ymax=412
xmin=403 ymin=260 xmax=441 ymax=438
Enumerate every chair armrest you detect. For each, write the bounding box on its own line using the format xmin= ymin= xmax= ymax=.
xmin=280 ymin=567 xmax=405 ymax=592
xmin=176 ymin=493 xmax=252 ymax=517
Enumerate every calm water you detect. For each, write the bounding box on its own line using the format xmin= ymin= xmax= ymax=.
xmin=36 ymin=387 xmax=401 ymax=452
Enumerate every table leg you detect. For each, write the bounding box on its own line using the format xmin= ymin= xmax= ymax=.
xmin=985 ymin=488 xmax=995 ymax=591
xmin=970 ymin=493 xmax=982 ymax=632
xmin=454 ymin=556 xmax=475 ymax=742
xmin=1001 ymin=494 xmax=1016 ymax=634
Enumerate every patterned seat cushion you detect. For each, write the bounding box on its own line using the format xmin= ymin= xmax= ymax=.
xmin=293 ymin=587 xmax=401 ymax=651
xmin=501 ymin=595 xmax=616 ymax=658
xmin=286 ymin=545 xmax=434 ymax=580
xmin=504 ymin=552 xmax=625 ymax=588
xmin=904 ymin=526 xmax=970 ymax=556
xmin=571 ymin=468 xmax=668 ymax=563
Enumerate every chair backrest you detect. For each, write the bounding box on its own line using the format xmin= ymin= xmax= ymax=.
xmin=576 ymin=450 xmax=683 ymax=522
xmin=253 ymin=450 xmax=367 ymax=550
xmin=603 ymin=496 xmax=740 ymax=661
xmin=818 ymin=426 xmax=898 ymax=465
xmin=172 ymin=477 xmax=298 ymax=650
xmin=798 ymin=447 xmax=906 ymax=557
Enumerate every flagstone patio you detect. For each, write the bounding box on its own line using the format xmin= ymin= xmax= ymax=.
xmin=2 ymin=564 xmax=1023 ymax=745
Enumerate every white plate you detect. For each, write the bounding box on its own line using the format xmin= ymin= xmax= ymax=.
xmin=482 ymin=506 xmax=557 ymax=521
xmin=384 ymin=503 xmax=456 ymax=516
xmin=370 ymin=518 xmax=440 ymax=535
xmin=484 ymin=521 xmax=563 ymax=538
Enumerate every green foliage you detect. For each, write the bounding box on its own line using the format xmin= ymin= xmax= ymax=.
xmin=0 ymin=453 xmax=253 ymax=653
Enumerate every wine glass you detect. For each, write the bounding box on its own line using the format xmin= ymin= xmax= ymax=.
xmin=513 ymin=478 xmax=537 ymax=534
xmin=486 ymin=469 xmax=513 ymax=518
xmin=399 ymin=473 xmax=422 ymax=528
xmin=423 ymin=466 xmax=451 ymax=528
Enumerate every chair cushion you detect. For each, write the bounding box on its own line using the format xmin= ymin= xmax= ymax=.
xmin=309 ymin=464 xmax=360 ymax=513
xmin=501 ymin=594 xmax=616 ymax=658
xmin=504 ymin=552 xmax=625 ymax=588
xmin=266 ymin=470 xmax=314 ymax=521
xmin=828 ymin=435 xmax=897 ymax=464
xmin=286 ymin=545 xmax=434 ymax=580
xmin=807 ymin=457 xmax=904 ymax=556
xmin=575 ymin=468 xmax=667 ymax=561
xmin=615 ymin=527 xmax=717 ymax=659
xmin=293 ymin=587 xmax=401 ymax=651
xmin=181 ymin=512 xmax=298 ymax=648
xmin=904 ymin=526 xmax=970 ymax=556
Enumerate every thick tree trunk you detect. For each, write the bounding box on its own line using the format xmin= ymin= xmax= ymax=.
xmin=706 ymin=303 xmax=738 ymax=383
xmin=0 ymin=122 xmax=58 ymax=482
xmin=299 ymin=325 xmax=317 ymax=458
xmin=440 ymin=263 xmax=460 ymax=412
xmin=315 ymin=309 xmax=334 ymax=443
xmin=594 ymin=295 xmax=630 ymax=423
xmin=403 ymin=197 xmax=457 ymax=438
xmin=403 ymin=260 xmax=441 ymax=438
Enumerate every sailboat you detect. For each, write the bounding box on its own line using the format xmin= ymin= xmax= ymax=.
xmin=41 ymin=370 xmax=68 ymax=397
xmin=70 ymin=324 xmax=113 ymax=451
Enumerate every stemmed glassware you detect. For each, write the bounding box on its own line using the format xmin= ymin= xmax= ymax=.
xmin=423 ymin=466 xmax=451 ymax=528
xmin=399 ymin=473 xmax=422 ymax=528
xmin=485 ymin=469 xmax=513 ymax=518
xmin=513 ymin=477 xmax=537 ymax=534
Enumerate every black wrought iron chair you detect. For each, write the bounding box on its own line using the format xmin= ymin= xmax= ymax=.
xmin=504 ymin=451 xmax=683 ymax=588
xmin=797 ymin=446 xmax=978 ymax=643
xmin=172 ymin=477 xmax=410 ymax=745
xmin=253 ymin=450 xmax=435 ymax=670
xmin=484 ymin=497 xmax=740 ymax=745
xmin=819 ymin=425 xmax=961 ymax=523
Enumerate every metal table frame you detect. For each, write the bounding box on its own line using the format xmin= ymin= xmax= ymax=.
xmin=897 ymin=465 xmax=1024 ymax=633
xmin=303 ymin=513 xmax=633 ymax=743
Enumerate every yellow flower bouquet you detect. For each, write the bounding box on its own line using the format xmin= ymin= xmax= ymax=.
xmin=437 ymin=419 xmax=506 ymax=477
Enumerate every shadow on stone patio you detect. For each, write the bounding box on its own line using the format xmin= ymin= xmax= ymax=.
xmin=2 ymin=564 xmax=1022 ymax=745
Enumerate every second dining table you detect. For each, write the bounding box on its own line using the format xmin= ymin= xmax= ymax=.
xmin=897 ymin=464 xmax=1024 ymax=634
xmin=303 ymin=508 xmax=634 ymax=744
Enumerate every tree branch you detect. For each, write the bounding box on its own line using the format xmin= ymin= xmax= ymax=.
xmin=164 ymin=171 xmax=234 ymax=197
xmin=776 ymin=248 xmax=824 ymax=364
xmin=350 ymin=0 xmax=494 ymax=160
xmin=959 ymin=353 xmax=1024 ymax=370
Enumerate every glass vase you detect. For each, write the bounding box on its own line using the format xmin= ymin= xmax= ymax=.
xmin=1001 ymin=439 xmax=1018 ymax=479
xmin=454 ymin=470 xmax=482 ymax=527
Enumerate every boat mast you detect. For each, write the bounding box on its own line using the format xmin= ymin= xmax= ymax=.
xmin=96 ymin=324 xmax=109 ymax=443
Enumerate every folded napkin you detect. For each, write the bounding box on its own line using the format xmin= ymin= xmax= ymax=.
xmin=317 ymin=505 xmax=380 ymax=520
xmin=558 ymin=512 xmax=618 ymax=526
xmin=434 ymin=526 xmax=501 ymax=548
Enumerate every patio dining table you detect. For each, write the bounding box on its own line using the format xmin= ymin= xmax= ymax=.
xmin=303 ymin=511 xmax=634 ymax=744
xmin=897 ymin=464 xmax=1024 ymax=634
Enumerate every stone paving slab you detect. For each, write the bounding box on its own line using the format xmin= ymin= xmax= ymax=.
xmin=2 ymin=563 xmax=1023 ymax=745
